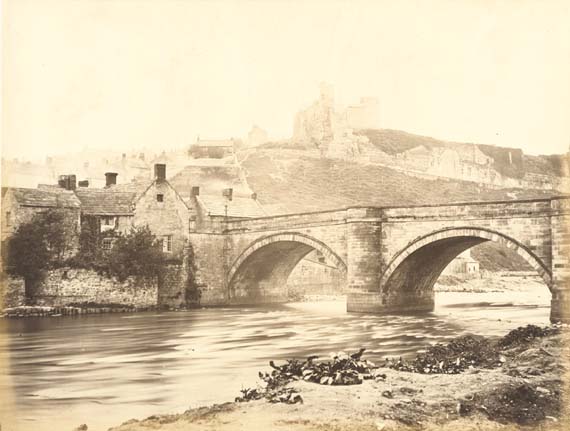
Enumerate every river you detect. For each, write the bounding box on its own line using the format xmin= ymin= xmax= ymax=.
xmin=0 ymin=284 xmax=552 ymax=431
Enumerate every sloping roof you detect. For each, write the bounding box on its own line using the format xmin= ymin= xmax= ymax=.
xmin=111 ymin=180 xmax=154 ymax=196
xmin=74 ymin=188 xmax=137 ymax=215
xmin=3 ymin=187 xmax=81 ymax=208
xmin=196 ymin=194 xmax=266 ymax=218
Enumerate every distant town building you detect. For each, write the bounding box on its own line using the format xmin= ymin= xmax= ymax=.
xmin=246 ymin=125 xmax=268 ymax=148
xmin=189 ymin=138 xmax=236 ymax=159
xmin=443 ymin=250 xmax=480 ymax=275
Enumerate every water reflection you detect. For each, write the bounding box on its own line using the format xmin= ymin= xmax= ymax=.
xmin=0 ymin=288 xmax=550 ymax=431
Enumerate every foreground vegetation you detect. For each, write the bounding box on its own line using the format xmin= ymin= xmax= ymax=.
xmin=108 ymin=325 xmax=569 ymax=431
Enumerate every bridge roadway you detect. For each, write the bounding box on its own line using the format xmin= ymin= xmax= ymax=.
xmin=188 ymin=196 xmax=570 ymax=323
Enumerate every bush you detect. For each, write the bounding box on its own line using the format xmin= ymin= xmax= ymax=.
xmin=106 ymin=226 xmax=165 ymax=282
xmin=6 ymin=209 xmax=78 ymax=288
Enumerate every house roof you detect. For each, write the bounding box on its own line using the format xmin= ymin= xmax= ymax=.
xmin=74 ymin=188 xmax=137 ymax=215
xmin=2 ymin=187 xmax=81 ymax=208
xmin=196 ymin=194 xmax=266 ymax=218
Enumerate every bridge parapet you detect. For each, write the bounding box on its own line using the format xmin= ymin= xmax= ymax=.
xmin=224 ymin=207 xmax=383 ymax=233
xmin=382 ymin=198 xmax=555 ymax=221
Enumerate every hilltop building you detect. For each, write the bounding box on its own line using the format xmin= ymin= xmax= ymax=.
xmin=292 ymin=83 xmax=377 ymax=158
xmin=246 ymin=125 xmax=268 ymax=148
xmin=189 ymin=138 xmax=236 ymax=159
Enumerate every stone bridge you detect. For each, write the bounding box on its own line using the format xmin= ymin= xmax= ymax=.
xmin=189 ymin=197 xmax=570 ymax=323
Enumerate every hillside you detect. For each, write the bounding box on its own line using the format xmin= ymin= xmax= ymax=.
xmin=471 ymin=241 xmax=532 ymax=272
xmin=241 ymin=149 xmax=557 ymax=215
xmin=353 ymin=129 xmax=570 ymax=181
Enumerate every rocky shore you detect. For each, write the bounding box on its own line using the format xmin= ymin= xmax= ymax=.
xmin=106 ymin=325 xmax=569 ymax=431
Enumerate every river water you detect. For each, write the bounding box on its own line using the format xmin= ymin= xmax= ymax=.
xmin=0 ymin=284 xmax=551 ymax=431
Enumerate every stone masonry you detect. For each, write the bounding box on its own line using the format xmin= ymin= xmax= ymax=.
xmin=189 ymin=196 xmax=570 ymax=323
xmin=32 ymin=268 xmax=157 ymax=307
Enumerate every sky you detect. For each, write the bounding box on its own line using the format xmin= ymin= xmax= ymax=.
xmin=2 ymin=0 xmax=570 ymax=162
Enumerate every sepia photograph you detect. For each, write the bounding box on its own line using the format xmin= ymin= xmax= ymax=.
xmin=1 ymin=0 xmax=569 ymax=430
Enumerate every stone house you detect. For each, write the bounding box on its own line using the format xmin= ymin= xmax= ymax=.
xmin=74 ymin=165 xmax=191 ymax=260
xmin=442 ymin=250 xmax=480 ymax=276
xmin=1 ymin=182 xmax=81 ymax=243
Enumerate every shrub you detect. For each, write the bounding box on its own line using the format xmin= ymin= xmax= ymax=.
xmin=106 ymin=225 xmax=165 ymax=282
xmin=6 ymin=209 xmax=78 ymax=290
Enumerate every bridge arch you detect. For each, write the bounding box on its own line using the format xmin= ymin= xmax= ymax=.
xmin=379 ymin=227 xmax=552 ymax=310
xmin=227 ymin=232 xmax=347 ymax=303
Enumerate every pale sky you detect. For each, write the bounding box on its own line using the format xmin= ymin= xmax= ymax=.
xmin=2 ymin=0 xmax=570 ymax=161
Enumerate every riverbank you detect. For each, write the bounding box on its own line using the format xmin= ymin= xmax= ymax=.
xmin=1 ymin=304 xmax=156 ymax=318
xmin=434 ymin=271 xmax=544 ymax=293
xmin=107 ymin=325 xmax=569 ymax=431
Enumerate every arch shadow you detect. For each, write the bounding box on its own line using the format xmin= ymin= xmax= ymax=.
xmin=378 ymin=227 xmax=552 ymax=311
xmin=227 ymin=232 xmax=347 ymax=303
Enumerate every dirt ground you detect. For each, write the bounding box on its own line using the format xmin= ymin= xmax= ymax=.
xmin=105 ymin=326 xmax=570 ymax=431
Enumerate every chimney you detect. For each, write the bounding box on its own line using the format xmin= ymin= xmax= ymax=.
xmin=154 ymin=164 xmax=166 ymax=182
xmin=67 ymin=174 xmax=77 ymax=190
xmin=78 ymin=180 xmax=89 ymax=188
xmin=139 ymin=152 xmax=145 ymax=161
xmin=58 ymin=174 xmax=76 ymax=190
xmin=191 ymin=186 xmax=200 ymax=197
xmin=222 ymin=188 xmax=233 ymax=201
xmin=105 ymin=172 xmax=118 ymax=187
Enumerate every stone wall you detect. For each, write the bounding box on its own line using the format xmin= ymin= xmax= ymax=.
xmin=158 ymin=263 xmax=188 ymax=308
xmin=33 ymin=268 xmax=157 ymax=308
xmin=0 ymin=274 xmax=25 ymax=308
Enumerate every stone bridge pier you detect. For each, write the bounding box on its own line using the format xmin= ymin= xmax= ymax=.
xmin=189 ymin=197 xmax=570 ymax=324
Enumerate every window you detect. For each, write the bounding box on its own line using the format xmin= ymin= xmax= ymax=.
xmin=102 ymin=238 xmax=114 ymax=250
xmin=156 ymin=194 xmax=164 ymax=202
xmin=100 ymin=216 xmax=116 ymax=232
xmin=6 ymin=211 xmax=11 ymax=226
xmin=161 ymin=235 xmax=172 ymax=253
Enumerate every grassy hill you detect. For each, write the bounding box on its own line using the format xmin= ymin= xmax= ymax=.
xmin=241 ymin=149 xmax=556 ymax=215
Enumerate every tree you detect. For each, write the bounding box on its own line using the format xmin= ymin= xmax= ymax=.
xmin=106 ymin=225 xmax=165 ymax=282
xmin=6 ymin=209 xmax=78 ymax=295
